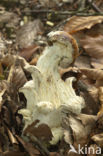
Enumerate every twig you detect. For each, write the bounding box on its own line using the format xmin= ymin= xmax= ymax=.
xmin=29 ymin=135 xmax=50 ymax=156
xmin=87 ymin=0 xmax=101 ymax=12
xmin=22 ymin=10 xmax=103 ymax=16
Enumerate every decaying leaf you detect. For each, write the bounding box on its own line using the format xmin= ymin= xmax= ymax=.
xmin=16 ymin=19 xmax=44 ymax=49
xmin=63 ymin=113 xmax=97 ymax=147
xmin=8 ymin=63 xmax=27 ymax=90
xmin=64 ymin=16 xmax=103 ymax=34
xmin=81 ymin=35 xmax=103 ymax=69
xmin=19 ymin=31 xmax=85 ymax=145
xmin=74 ymin=55 xmax=91 ymax=69
xmin=81 ymin=87 xmax=99 ymax=115
xmin=0 ymin=54 xmax=28 ymax=75
xmin=80 ymin=68 xmax=103 ymax=87
xmin=19 ymin=44 xmax=40 ymax=62
xmin=24 ymin=120 xmax=53 ymax=144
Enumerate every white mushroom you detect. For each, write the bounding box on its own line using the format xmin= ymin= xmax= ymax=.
xmin=19 ymin=31 xmax=85 ymax=144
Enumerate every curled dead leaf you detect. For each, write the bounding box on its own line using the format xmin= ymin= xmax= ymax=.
xmin=64 ymin=16 xmax=103 ymax=34
xmin=8 ymin=63 xmax=27 ymax=90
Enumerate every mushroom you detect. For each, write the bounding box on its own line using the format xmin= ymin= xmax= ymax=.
xmin=19 ymin=31 xmax=85 ymax=144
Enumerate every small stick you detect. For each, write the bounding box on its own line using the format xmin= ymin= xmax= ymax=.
xmin=22 ymin=9 xmax=103 ymax=16
xmin=87 ymin=0 xmax=101 ymax=12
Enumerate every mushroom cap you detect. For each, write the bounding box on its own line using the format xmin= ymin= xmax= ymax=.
xmin=48 ymin=31 xmax=79 ymax=63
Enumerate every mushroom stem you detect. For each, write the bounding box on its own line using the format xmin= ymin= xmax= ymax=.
xmin=19 ymin=31 xmax=85 ymax=145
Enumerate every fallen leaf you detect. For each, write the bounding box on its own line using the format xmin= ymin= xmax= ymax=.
xmin=19 ymin=44 xmax=40 ymax=62
xmin=64 ymin=16 xmax=103 ymax=34
xmin=24 ymin=120 xmax=53 ymax=143
xmin=81 ymin=87 xmax=99 ymax=115
xmin=63 ymin=113 xmax=97 ymax=148
xmin=7 ymin=63 xmax=27 ymax=90
xmin=74 ymin=55 xmax=91 ymax=69
xmin=81 ymin=35 xmax=103 ymax=69
xmin=91 ymin=58 xmax=103 ymax=69
xmin=1 ymin=54 xmax=28 ymax=68
xmin=16 ymin=19 xmax=44 ymax=49
xmin=80 ymin=68 xmax=103 ymax=87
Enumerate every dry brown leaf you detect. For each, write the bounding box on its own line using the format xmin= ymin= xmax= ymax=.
xmin=1 ymin=54 xmax=28 ymax=68
xmin=7 ymin=63 xmax=27 ymax=90
xmin=16 ymin=19 xmax=44 ymax=49
xmin=80 ymin=68 xmax=103 ymax=87
xmin=82 ymin=87 xmax=99 ymax=115
xmin=64 ymin=16 xmax=103 ymax=34
xmin=19 ymin=45 xmax=40 ymax=62
xmin=81 ymin=35 xmax=103 ymax=69
xmin=74 ymin=55 xmax=91 ymax=69
xmin=24 ymin=120 xmax=53 ymax=143
xmin=91 ymin=58 xmax=103 ymax=69
xmin=63 ymin=113 xmax=96 ymax=147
